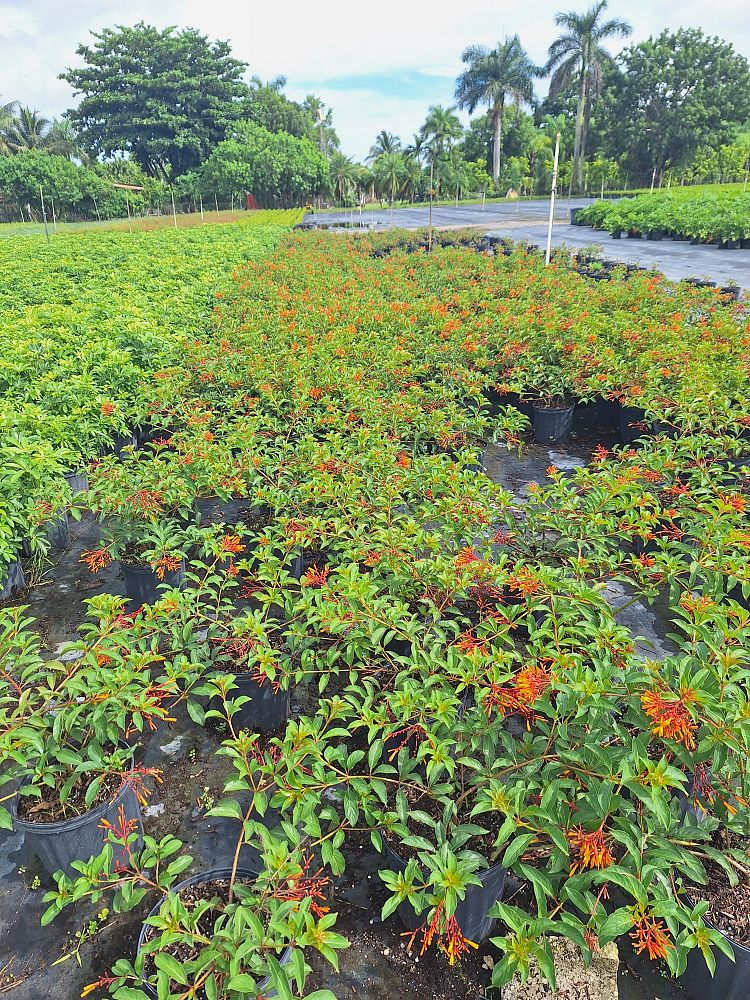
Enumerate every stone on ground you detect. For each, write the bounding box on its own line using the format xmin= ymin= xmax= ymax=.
xmin=501 ymin=937 xmax=619 ymax=1000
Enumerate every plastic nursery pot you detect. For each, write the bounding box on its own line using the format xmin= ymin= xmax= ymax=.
xmin=137 ymin=868 xmax=292 ymax=1000
xmin=11 ymin=780 xmax=143 ymax=878
xmin=532 ymin=403 xmax=575 ymax=446
xmin=64 ymin=470 xmax=88 ymax=493
xmin=678 ymin=892 xmax=750 ymax=1000
xmin=120 ymin=558 xmax=185 ymax=608
xmin=45 ymin=512 xmax=70 ymax=551
xmin=0 ymin=558 xmax=25 ymax=600
xmin=212 ymin=672 xmax=290 ymax=734
xmin=619 ymin=405 xmax=648 ymax=445
xmin=569 ymin=207 xmax=583 ymax=226
xmin=719 ymin=286 xmax=742 ymax=302
xmin=611 ymin=230 xmax=622 ymax=239
xmin=383 ymin=840 xmax=506 ymax=943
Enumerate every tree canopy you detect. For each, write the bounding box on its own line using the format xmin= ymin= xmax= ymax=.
xmin=598 ymin=29 xmax=750 ymax=180
xmin=61 ymin=23 xmax=249 ymax=177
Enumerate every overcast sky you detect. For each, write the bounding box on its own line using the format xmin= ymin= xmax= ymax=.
xmin=1 ymin=0 xmax=748 ymax=160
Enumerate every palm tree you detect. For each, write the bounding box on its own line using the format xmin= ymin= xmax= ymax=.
xmin=418 ymin=106 xmax=463 ymax=196
xmin=455 ymin=36 xmax=539 ymax=185
xmin=545 ymin=0 xmax=631 ymax=191
xmin=6 ymin=106 xmax=52 ymax=152
xmin=0 ymin=99 xmax=18 ymax=156
xmin=372 ymin=152 xmax=406 ymax=206
xmin=367 ymin=130 xmax=401 ymax=163
xmin=329 ymin=150 xmax=358 ymax=204
xmin=401 ymin=152 xmax=424 ymax=202
xmin=46 ymin=119 xmax=89 ymax=163
xmin=445 ymin=149 xmax=474 ymax=205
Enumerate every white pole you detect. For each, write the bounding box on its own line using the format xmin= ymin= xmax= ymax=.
xmin=39 ymin=186 xmax=50 ymax=243
xmin=126 ymin=190 xmax=132 ymax=233
xmin=200 ymin=195 xmax=204 ymax=221
xmin=545 ymin=132 xmax=560 ymax=266
xmin=50 ymin=194 xmax=57 ymax=230
xmin=650 ymin=167 xmax=656 ymax=193
xmin=171 ymin=188 xmax=178 ymax=227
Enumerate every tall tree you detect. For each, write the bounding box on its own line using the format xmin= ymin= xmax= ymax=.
xmin=418 ymin=106 xmax=463 ymax=195
xmin=367 ymin=131 xmax=401 ymax=163
xmin=598 ymin=29 xmax=750 ymax=183
xmin=61 ymin=23 xmax=249 ymax=177
xmin=372 ymin=152 xmax=406 ymax=205
xmin=545 ymin=0 xmax=631 ymax=191
xmin=329 ymin=150 xmax=358 ymax=203
xmin=455 ymin=36 xmax=539 ymax=185
xmin=5 ymin=106 xmax=51 ymax=152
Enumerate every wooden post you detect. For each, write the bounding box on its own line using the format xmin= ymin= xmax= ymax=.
xmin=231 ymin=192 xmax=234 ymax=217
xmin=93 ymin=195 xmax=101 ymax=222
xmin=126 ymin=190 xmax=132 ymax=233
xmin=214 ymin=193 xmax=220 ymax=219
xmin=39 ymin=186 xmax=50 ymax=243
xmin=200 ymin=195 xmax=204 ymax=221
xmin=171 ymin=188 xmax=178 ymax=227
xmin=545 ymin=132 xmax=561 ymax=267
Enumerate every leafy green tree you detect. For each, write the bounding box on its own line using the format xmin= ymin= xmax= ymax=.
xmin=197 ymin=122 xmax=329 ymax=208
xmin=4 ymin=106 xmax=52 ymax=152
xmin=418 ymin=106 xmax=463 ymax=196
xmin=599 ymin=29 xmax=750 ymax=183
xmin=367 ymin=131 xmax=401 ymax=163
xmin=455 ymin=36 xmax=539 ymax=185
xmin=242 ymin=84 xmax=313 ymax=139
xmin=545 ymin=0 xmax=631 ymax=192
xmin=61 ymin=23 xmax=248 ymax=177
xmin=371 ymin=152 xmax=406 ymax=205
xmin=400 ymin=153 xmax=425 ymax=202
xmin=329 ymin=151 xmax=358 ymax=204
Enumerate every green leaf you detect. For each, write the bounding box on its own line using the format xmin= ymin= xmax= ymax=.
xmin=154 ymin=953 xmax=188 ymax=985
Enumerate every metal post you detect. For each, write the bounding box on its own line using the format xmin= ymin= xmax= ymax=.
xmin=200 ymin=195 xmax=204 ymax=221
xmin=650 ymin=167 xmax=656 ymax=193
xmin=171 ymin=188 xmax=178 ymax=227
xmin=39 ymin=186 xmax=50 ymax=243
xmin=231 ymin=192 xmax=234 ymax=216
xmin=428 ymin=162 xmax=434 ymax=252
xmin=545 ymin=132 xmax=561 ymax=266
xmin=50 ymin=194 xmax=57 ymax=230
xmin=215 ymin=193 xmax=220 ymax=218
xmin=126 ymin=190 xmax=132 ymax=233
xmin=93 ymin=195 xmax=101 ymax=222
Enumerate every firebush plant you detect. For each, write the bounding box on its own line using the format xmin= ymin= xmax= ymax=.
xmin=3 ymin=225 xmax=750 ymax=996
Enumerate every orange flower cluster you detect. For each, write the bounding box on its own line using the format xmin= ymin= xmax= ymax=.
xmin=404 ymin=904 xmax=477 ymax=967
xmin=629 ymin=912 xmax=673 ymax=960
xmin=80 ymin=547 xmax=112 ymax=573
xmin=124 ymin=489 xmax=164 ymax=517
xmin=220 ymin=534 xmax=245 ymax=555
xmin=152 ymin=554 xmax=181 ymax=581
xmin=505 ymin=567 xmax=541 ymax=596
xmin=641 ymin=688 xmax=697 ymax=749
xmin=567 ymin=823 xmax=615 ymax=875
xmin=100 ymin=401 xmax=116 ymax=416
xmin=485 ymin=663 xmax=552 ymax=721
xmin=273 ymin=853 xmax=330 ymax=918
xmin=302 ymin=565 xmax=331 ymax=588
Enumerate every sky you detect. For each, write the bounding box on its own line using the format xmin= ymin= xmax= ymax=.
xmin=1 ymin=0 xmax=748 ymax=161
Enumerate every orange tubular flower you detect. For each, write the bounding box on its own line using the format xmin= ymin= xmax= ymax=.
xmin=630 ymin=912 xmax=673 ymax=960
xmin=100 ymin=401 xmax=116 ymax=416
xmin=80 ymin=548 xmax=112 ymax=573
xmin=301 ymin=565 xmax=330 ymax=588
xmin=641 ymin=688 xmax=698 ymax=749
xmin=567 ymin=823 xmax=615 ymax=875
xmin=152 ymin=554 xmax=181 ymax=581
xmin=220 ymin=534 xmax=245 ymax=555
xmin=514 ymin=664 xmax=552 ymax=706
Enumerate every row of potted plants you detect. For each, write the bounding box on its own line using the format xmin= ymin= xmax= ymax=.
xmin=3 ymin=225 xmax=749 ymax=998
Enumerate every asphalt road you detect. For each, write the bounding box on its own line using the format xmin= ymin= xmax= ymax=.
xmin=304 ymin=200 xmax=750 ymax=290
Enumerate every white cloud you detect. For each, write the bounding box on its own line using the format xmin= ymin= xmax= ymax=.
xmin=0 ymin=5 xmax=39 ymax=39
xmin=0 ymin=0 xmax=748 ymax=157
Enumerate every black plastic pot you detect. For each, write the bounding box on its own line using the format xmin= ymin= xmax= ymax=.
xmin=611 ymin=229 xmax=622 ymax=239
xmin=719 ymin=239 xmax=741 ymax=250
xmin=533 ymin=403 xmax=575 ymax=445
xmin=45 ymin=513 xmax=70 ymax=550
xmin=718 ymin=286 xmax=742 ymax=301
xmin=595 ymin=397 xmax=619 ymax=432
xmin=646 ymin=229 xmax=663 ymax=241
xmin=212 ymin=672 xmax=290 ymax=733
xmin=137 ymin=868 xmax=292 ymax=1000
xmin=12 ymin=780 xmax=143 ymax=877
xmin=679 ymin=904 xmax=750 ymax=999
xmin=0 ymin=558 xmax=25 ymax=600
xmin=619 ymin=405 xmax=648 ymax=444
xmin=570 ymin=207 xmax=584 ymax=225
xmin=120 ymin=558 xmax=185 ymax=608
xmin=383 ymin=840 xmax=506 ymax=943
xmin=64 ymin=471 xmax=88 ymax=493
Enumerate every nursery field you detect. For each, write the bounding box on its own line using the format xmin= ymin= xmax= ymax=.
xmin=1 ymin=225 xmax=750 ymax=1000
xmin=578 ymin=190 xmax=750 ymax=245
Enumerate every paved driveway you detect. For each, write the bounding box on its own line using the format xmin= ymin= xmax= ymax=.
xmin=304 ymin=200 xmax=749 ymax=290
